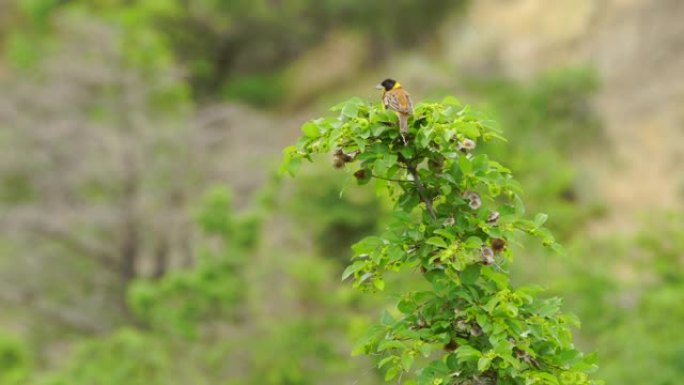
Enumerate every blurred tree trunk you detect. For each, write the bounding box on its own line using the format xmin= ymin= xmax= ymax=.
xmin=153 ymin=238 xmax=169 ymax=279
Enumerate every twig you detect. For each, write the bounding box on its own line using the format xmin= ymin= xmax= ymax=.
xmin=406 ymin=164 xmax=436 ymax=221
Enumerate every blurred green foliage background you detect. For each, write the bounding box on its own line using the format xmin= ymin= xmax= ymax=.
xmin=0 ymin=1 xmax=682 ymax=384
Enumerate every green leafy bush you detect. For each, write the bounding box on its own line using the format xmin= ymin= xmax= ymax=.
xmin=0 ymin=333 xmax=30 ymax=385
xmin=283 ymin=97 xmax=600 ymax=384
xmin=285 ymin=169 xmax=384 ymax=264
xmin=221 ymin=73 xmax=286 ymax=107
xmin=37 ymin=184 xmax=378 ymax=385
xmin=42 ymin=329 xmax=172 ymax=385
xmin=128 ymin=186 xmax=256 ymax=337
xmin=467 ymin=67 xmax=604 ymax=239
xmin=562 ymin=213 xmax=684 ymax=385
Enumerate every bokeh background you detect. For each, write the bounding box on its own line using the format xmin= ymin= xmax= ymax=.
xmin=0 ymin=1 xmax=683 ymax=384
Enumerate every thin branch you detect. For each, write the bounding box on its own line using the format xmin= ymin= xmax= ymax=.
xmin=406 ymin=164 xmax=437 ymax=221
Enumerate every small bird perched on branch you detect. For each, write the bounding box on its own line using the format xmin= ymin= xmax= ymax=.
xmin=376 ymin=78 xmax=413 ymax=144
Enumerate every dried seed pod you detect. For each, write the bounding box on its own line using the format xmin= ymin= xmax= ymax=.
xmin=491 ymin=238 xmax=506 ymax=253
xmin=464 ymin=191 xmax=481 ymax=209
xmin=457 ymin=138 xmax=477 ymax=152
xmin=332 ymin=148 xmax=357 ymax=168
xmin=470 ymin=323 xmax=483 ymax=336
xmin=486 ymin=211 xmax=500 ymax=225
xmin=455 ymin=320 xmax=468 ymax=331
xmin=444 ymin=339 xmax=459 ymax=352
xmin=481 ymin=247 xmax=495 ymax=265
xmin=333 ymin=149 xmax=346 ymax=169
xmin=332 ymin=156 xmax=346 ymax=169
xmin=343 ymin=150 xmax=358 ymax=162
xmin=353 ymin=169 xmax=367 ymax=179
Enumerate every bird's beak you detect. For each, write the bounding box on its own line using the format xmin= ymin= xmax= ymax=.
xmin=375 ymin=84 xmax=384 ymax=90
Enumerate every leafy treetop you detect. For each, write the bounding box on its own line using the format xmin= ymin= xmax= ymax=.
xmin=281 ymin=97 xmax=600 ymax=385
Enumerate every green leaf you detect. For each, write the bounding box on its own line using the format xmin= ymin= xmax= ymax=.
xmin=458 ymin=156 xmax=472 ymax=175
xmin=440 ymin=184 xmax=452 ymax=195
xmin=460 ymin=264 xmax=481 ymax=285
xmin=532 ymin=372 xmax=560 ymax=385
xmin=461 ymin=122 xmax=481 ymax=139
xmin=476 ymin=313 xmax=493 ymax=333
xmin=433 ymin=229 xmax=455 ymax=241
xmin=503 ymin=302 xmax=519 ymax=317
xmin=477 ymin=356 xmax=492 ymax=372
xmin=446 ymin=353 xmax=460 ymax=370
xmin=352 ymin=236 xmax=383 ymax=254
xmin=514 ymin=194 xmax=526 ymax=216
xmin=484 ymin=296 xmax=500 ymax=314
xmin=426 ymin=236 xmax=448 ymax=248
xmin=401 ymin=351 xmax=415 ymax=371
xmin=372 ymin=124 xmax=387 ymax=136
xmin=378 ymin=355 xmax=396 ymax=368
xmin=534 ymin=213 xmax=549 ymax=227
xmin=397 ymin=298 xmax=417 ymax=314
xmin=351 ymin=336 xmax=371 ymax=356
xmin=284 ymin=157 xmax=301 ymax=177
xmin=423 ymin=360 xmax=450 ymax=376
xmin=399 ymin=146 xmax=414 ymax=158
xmin=419 ymin=343 xmax=433 ymax=357
xmin=353 ymin=137 xmax=366 ymax=151
xmin=419 ymin=127 xmax=432 ymax=148
xmin=464 ymin=236 xmax=483 ymax=249
xmin=386 ymin=245 xmax=404 ymax=263
xmin=279 ymin=146 xmax=301 ymax=176
xmin=455 ymin=345 xmax=482 ymax=362
xmin=341 ymin=98 xmax=363 ymax=117
xmin=557 ymin=349 xmax=581 ymax=366
xmin=373 ymin=157 xmax=388 ymax=175
xmin=385 ymin=153 xmax=398 ymax=169
xmin=378 ymin=340 xmax=404 ymax=352
xmin=472 ymin=154 xmax=489 ymax=173
xmin=301 ymin=121 xmax=320 ymax=137
xmin=384 ymin=366 xmax=400 ymax=381
xmin=380 ymin=310 xmax=394 ymax=326
xmin=341 ymin=261 xmax=365 ymax=280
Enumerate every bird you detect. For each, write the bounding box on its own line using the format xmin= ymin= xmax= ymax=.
xmin=376 ymin=78 xmax=413 ymax=144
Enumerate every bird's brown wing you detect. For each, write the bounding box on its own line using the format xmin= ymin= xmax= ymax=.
xmin=384 ymin=89 xmax=413 ymax=115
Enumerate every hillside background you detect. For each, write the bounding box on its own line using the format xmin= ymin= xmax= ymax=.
xmin=0 ymin=1 xmax=682 ymax=384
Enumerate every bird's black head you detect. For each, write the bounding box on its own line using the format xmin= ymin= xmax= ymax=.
xmin=378 ymin=78 xmax=397 ymax=91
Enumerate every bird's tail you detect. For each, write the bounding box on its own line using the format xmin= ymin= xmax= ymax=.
xmin=398 ymin=114 xmax=409 ymax=145
xmin=399 ymin=114 xmax=409 ymax=134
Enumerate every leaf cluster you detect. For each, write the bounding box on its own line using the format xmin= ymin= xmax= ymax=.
xmin=282 ymin=97 xmax=600 ymax=385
